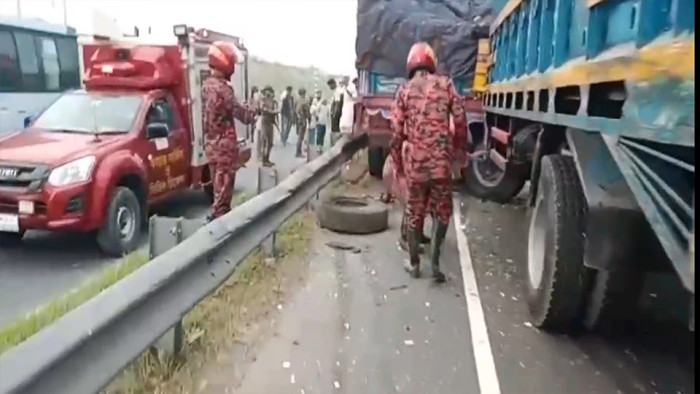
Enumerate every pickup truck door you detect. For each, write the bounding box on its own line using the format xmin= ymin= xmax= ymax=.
xmin=143 ymin=95 xmax=190 ymax=199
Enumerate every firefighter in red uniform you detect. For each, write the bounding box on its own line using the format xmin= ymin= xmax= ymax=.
xmin=390 ymin=42 xmax=468 ymax=282
xmin=202 ymin=41 xmax=258 ymax=220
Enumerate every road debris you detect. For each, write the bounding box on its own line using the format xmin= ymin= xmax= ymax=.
xmin=390 ymin=284 xmax=408 ymax=291
xmin=404 ymin=339 xmax=415 ymax=346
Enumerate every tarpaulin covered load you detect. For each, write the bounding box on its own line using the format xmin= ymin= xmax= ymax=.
xmin=355 ymin=0 xmax=497 ymax=85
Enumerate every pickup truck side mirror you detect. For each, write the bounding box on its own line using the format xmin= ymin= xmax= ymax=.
xmin=24 ymin=115 xmax=34 ymax=128
xmin=146 ymin=122 xmax=169 ymax=139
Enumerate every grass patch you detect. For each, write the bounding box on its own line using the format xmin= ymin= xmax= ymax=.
xmin=104 ymin=211 xmax=317 ymax=394
xmin=0 ymin=191 xmax=257 ymax=357
xmin=0 ymin=251 xmax=149 ymax=356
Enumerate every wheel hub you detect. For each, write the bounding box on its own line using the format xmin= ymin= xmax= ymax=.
xmin=473 ymin=145 xmax=506 ymax=187
xmin=527 ymin=194 xmax=547 ymax=289
xmin=117 ymin=206 xmax=135 ymax=241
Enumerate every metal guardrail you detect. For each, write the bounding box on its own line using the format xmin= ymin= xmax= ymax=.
xmin=0 ymin=134 xmax=367 ymax=394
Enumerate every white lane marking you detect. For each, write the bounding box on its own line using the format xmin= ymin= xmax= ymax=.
xmin=453 ymin=196 xmax=502 ymax=394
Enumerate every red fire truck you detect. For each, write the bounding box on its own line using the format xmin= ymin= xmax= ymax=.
xmin=0 ymin=25 xmax=252 ymax=256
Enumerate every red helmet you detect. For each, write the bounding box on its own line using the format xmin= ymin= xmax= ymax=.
xmin=208 ymin=41 xmax=242 ymax=78
xmin=406 ymin=42 xmax=437 ymax=77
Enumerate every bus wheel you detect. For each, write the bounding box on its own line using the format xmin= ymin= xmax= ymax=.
xmin=526 ymin=155 xmax=588 ymax=332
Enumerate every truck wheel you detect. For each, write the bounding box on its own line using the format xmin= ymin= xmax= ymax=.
xmin=526 ymin=155 xmax=588 ymax=332
xmin=97 ymin=187 xmax=142 ymax=257
xmin=0 ymin=231 xmax=24 ymax=247
xmin=583 ymin=267 xmax=645 ymax=334
xmin=464 ymin=140 xmax=527 ymax=203
xmin=368 ymin=147 xmax=386 ymax=178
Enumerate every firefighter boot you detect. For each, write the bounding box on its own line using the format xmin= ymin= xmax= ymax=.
xmin=429 ymin=221 xmax=448 ymax=283
xmin=404 ymin=228 xmax=421 ymax=278
xmin=399 ymin=213 xmax=424 ymax=254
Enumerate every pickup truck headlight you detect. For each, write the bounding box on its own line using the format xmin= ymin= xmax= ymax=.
xmin=47 ymin=156 xmax=96 ymax=187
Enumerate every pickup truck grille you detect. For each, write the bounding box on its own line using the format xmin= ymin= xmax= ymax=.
xmin=0 ymin=162 xmax=49 ymax=192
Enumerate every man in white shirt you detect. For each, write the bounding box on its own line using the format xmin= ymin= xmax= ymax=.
xmin=339 ymin=76 xmax=358 ymax=135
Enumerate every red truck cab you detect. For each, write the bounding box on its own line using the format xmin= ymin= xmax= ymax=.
xmin=352 ymin=71 xmax=485 ymax=180
xmin=0 ymin=25 xmax=251 ymax=256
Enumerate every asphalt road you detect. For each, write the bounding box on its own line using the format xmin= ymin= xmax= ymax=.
xmin=0 ymin=131 xmax=310 ymax=328
xmin=231 ymin=206 xmax=480 ymax=394
xmin=204 ymin=185 xmax=694 ymax=394
xmin=460 ymin=191 xmax=695 ymax=394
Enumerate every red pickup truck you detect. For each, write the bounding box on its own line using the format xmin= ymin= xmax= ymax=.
xmin=0 ymin=25 xmax=251 ymax=256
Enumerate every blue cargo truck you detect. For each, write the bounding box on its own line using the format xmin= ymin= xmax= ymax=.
xmin=470 ymin=0 xmax=694 ymax=332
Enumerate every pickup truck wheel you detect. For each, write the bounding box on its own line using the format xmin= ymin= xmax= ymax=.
xmin=526 ymin=155 xmax=588 ymax=332
xmin=583 ymin=267 xmax=645 ymax=334
xmin=368 ymin=147 xmax=386 ymax=178
xmin=0 ymin=231 xmax=24 ymax=247
xmin=464 ymin=140 xmax=527 ymax=203
xmin=97 ymin=187 xmax=142 ymax=257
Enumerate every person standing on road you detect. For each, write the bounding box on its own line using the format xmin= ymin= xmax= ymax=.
xmin=295 ymin=88 xmax=311 ymax=158
xmin=249 ymin=85 xmax=262 ymax=145
xmin=202 ymin=41 xmax=258 ymax=220
xmin=314 ymin=98 xmax=330 ymax=152
xmin=328 ymin=78 xmax=343 ymax=146
xmin=339 ymin=76 xmax=358 ymax=135
xmin=280 ymin=86 xmax=295 ymax=146
xmin=259 ymin=85 xmax=279 ymax=167
xmin=390 ymin=42 xmax=467 ymax=282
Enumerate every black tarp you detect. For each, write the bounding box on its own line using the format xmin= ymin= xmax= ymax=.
xmin=355 ymin=0 xmax=498 ymax=84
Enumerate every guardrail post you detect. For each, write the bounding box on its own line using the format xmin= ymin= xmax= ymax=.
xmin=307 ymin=147 xmax=323 ymax=201
xmin=257 ymin=166 xmax=279 ymax=256
xmin=149 ymin=216 xmax=187 ymax=358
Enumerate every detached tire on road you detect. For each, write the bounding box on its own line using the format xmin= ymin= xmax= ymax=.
xmin=318 ymin=196 xmax=388 ymax=234
xmin=97 ymin=187 xmax=142 ymax=257
xmin=526 ymin=155 xmax=588 ymax=332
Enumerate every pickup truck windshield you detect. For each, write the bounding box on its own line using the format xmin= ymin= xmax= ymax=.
xmin=32 ymin=92 xmax=143 ymax=133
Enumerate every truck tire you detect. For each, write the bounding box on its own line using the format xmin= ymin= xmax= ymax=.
xmin=464 ymin=139 xmax=527 ymax=203
xmin=526 ymin=155 xmax=588 ymax=332
xmin=97 ymin=187 xmax=142 ymax=257
xmin=368 ymin=147 xmax=386 ymax=178
xmin=0 ymin=231 xmax=24 ymax=247
xmin=317 ymin=196 xmax=388 ymax=234
xmin=583 ymin=267 xmax=645 ymax=334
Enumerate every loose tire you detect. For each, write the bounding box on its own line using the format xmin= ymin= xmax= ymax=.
xmin=317 ymin=196 xmax=389 ymax=234
xmin=97 ymin=187 xmax=142 ymax=257
xmin=464 ymin=139 xmax=527 ymax=203
xmin=0 ymin=231 xmax=24 ymax=248
xmin=526 ymin=155 xmax=588 ymax=332
xmin=368 ymin=147 xmax=386 ymax=178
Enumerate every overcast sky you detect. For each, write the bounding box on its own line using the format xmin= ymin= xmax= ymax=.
xmin=0 ymin=0 xmax=358 ymax=76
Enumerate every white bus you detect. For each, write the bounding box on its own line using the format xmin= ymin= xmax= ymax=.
xmin=0 ymin=16 xmax=80 ymax=134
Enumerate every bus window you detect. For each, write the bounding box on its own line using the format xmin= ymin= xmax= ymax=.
xmin=0 ymin=31 xmax=20 ymax=91
xmin=55 ymin=37 xmax=79 ymax=89
xmin=14 ymin=32 xmax=41 ymax=91
xmin=37 ymin=36 xmax=60 ymax=91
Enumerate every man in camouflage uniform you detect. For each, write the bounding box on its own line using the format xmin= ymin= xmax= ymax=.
xmin=390 ymin=42 xmax=467 ymax=282
xmin=202 ymin=41 xmax=258 ymax=220
xmin=295 ymin=88 xmax=311 ymax=158
xmin=259 ymin=85 xmax=279 ymax=166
